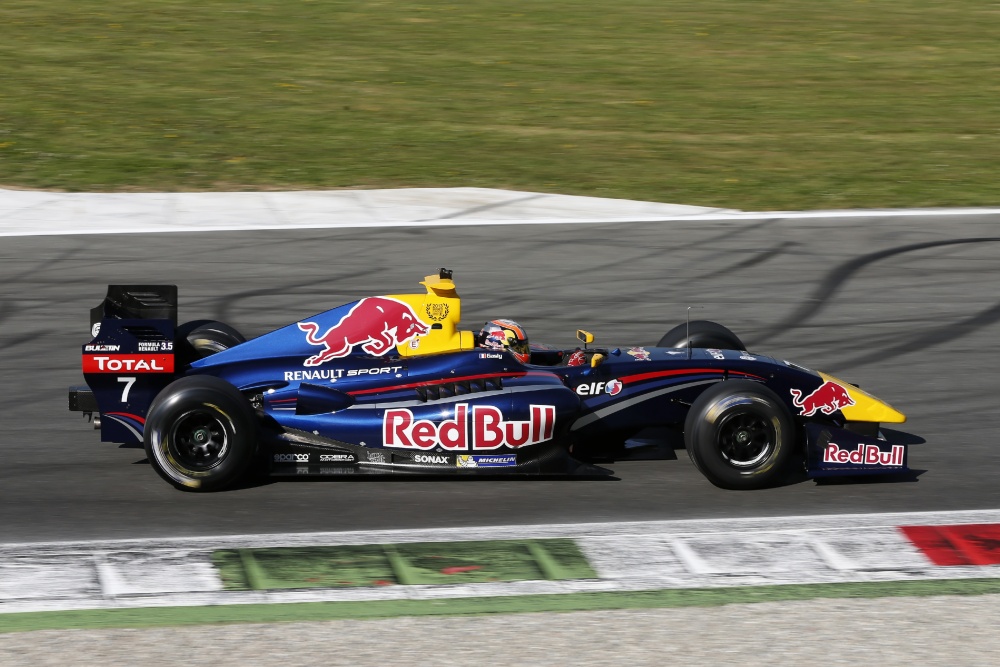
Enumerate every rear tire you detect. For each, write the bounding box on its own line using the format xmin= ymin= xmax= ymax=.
xmin=176 ymin=320 xmax=246 ymax=364
xmin=144 ymin=375 xmax=257 ymax=491
xmin=684 ymin=380 xmax=795 ymax=490
xmin=657 ymin=320 xmax=745 ymax=351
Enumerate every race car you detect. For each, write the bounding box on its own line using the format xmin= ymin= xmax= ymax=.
xmin=68 ymin=269 xmax=908 ymax=491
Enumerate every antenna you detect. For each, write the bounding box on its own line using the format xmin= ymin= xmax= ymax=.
xmin=685 ymin=306 xmax=703 ymax=360
xmin=686 ymin=307 xmax=692 ymax=360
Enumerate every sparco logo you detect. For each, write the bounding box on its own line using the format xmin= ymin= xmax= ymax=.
xmin=823 ymin=443 xmax=904 ymax=467
xmin=384 ymin=403 xmax=555 ymax=451
xmin=274 ymin=453 xmax=310 ymax=463
xmin=414 ymin=454 xmax=449 ymax=464
xmin=575 ymin=380 xmax=622 ymax=397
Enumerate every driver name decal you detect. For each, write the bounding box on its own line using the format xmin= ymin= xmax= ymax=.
xmin=383 ymin=403 xmax=555 ymax=450
xmin=298 ymin=297 xmax=430 ymax=366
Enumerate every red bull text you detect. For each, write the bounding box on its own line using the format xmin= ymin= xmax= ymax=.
xmin=823 ymin=443 xmax=905 ymax=467
xmin=790 ymin=380 xmax=855 ymax=417
xmin=298 ymin=297 xmax=430 ymax=366
xmin=383 ymin=404 xmax=556 ymax=450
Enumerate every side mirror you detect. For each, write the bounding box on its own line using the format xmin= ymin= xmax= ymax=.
xmin=576 ymin=330 xmax=594 ymax=349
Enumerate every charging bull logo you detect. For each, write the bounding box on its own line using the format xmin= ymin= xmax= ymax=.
xmin=298 ymin=297 xmax=431 ymax=366
xmin=790 ymin=381 xmax=855 ymax=417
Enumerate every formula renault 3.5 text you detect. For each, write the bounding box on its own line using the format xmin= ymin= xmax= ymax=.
xmin=68 ymin=270 xmax=908 ymax=491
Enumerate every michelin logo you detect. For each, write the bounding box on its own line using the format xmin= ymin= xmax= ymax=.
xmin=456 ymin=454 xmax=517 ymax=468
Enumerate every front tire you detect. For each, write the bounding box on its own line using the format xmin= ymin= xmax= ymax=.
xmin=144 ymin=376 xmax=258 ymax=491
xmin=684 ymin=380 xmax=796 ymax=490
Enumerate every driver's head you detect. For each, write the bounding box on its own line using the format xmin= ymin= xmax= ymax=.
xmin=477 ymin=319 xmax=529 ymax=363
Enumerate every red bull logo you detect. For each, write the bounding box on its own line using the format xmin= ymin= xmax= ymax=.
xmin=482 ymin=330 xmax=508 ymax=351
xmin=298 ymin=297 xmax=430 ymax=367
xmin=383 ymin=403 xmax=555 ymax=450
xmin=790 ymin=381 xmax=855 ymax=417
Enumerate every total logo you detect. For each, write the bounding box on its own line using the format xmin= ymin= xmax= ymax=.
xmin=575 ymin=379 xmax=623 ymax=397
xmin=83 ymin=354 xmax=174 ymax=374
xmin=384 ymin=403 xmax=556 ymax=450
xmin=823 ymin=443 xmax=905 ymax=467
xmin=274 ymin=453 xmax=310 ymax=463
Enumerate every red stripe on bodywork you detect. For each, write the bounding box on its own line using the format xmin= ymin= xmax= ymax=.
xmin=105 ymin=412 xmax=146 ymax=425
xmin=620 ymin=368 xmax=765 ymax=384
xmin=346 ymin=371 xmax=539 ymax=396
xmin=900 ymin=524 xmax=1000 ymax=566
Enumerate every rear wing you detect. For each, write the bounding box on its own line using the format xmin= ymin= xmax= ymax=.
xmin=71 ymin=285 xmax=179 ymax=444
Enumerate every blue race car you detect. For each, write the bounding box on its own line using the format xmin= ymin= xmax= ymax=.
xmin=69 ymin=269 xmax=907 ymax=491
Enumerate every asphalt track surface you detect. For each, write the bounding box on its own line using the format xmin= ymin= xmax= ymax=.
xmin=3 ymin=213 xmax=1000 ymax=544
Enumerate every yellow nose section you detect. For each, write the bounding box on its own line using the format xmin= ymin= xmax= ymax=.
xmin=818 ymin=372 xmax=906 ymax=423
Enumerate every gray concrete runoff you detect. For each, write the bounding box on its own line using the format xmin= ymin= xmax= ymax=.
xmin=2 ymin=186 xmax=1000 ymax=237
xmin=4 ymin=597 xmax=1000 ymax=667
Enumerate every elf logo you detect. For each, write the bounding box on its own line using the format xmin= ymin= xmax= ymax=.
xmin=575 ymin=379 xmax=623 ymax=397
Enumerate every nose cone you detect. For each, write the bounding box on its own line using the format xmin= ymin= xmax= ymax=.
xmin=818 ymin=372 xmax=906 ymax=423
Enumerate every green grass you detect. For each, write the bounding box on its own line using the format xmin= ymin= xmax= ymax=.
xmin=2 ymin=1 xmax=999 ymax=209
xmin=211 ymin=539 xmax=596 ymax=589
xmin=5 ymin=578 xmax=1000 ymax=634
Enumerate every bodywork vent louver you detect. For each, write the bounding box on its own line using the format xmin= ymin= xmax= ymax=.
xmin=415 ymin=377 xmax=503 ymax=402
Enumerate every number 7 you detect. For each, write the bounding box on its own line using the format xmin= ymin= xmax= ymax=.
xmin=118 ymin=376 xmax=137 ymax=402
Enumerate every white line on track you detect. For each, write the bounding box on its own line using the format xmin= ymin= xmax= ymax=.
xmin=1 ymin=185 xmax=999 ymax=237
xmin=4 ymin=207 xmax=1000 ymax=237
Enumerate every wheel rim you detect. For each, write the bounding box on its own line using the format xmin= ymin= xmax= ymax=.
xmin=716 ymin=410 xmax=775 ymax=468
xmin=168 ymin=410 xmax=229 ymax=472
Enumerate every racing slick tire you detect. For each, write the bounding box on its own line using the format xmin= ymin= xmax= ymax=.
xmin=143 ymin=375 xmax=258 ymax=492
xmin=684 ymin=380 xmax=795 ymax=490
xmin=657 ymin=320 xmax=745 ymax=351
xmin=177 ymin=320 xmax=246 ymax=362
